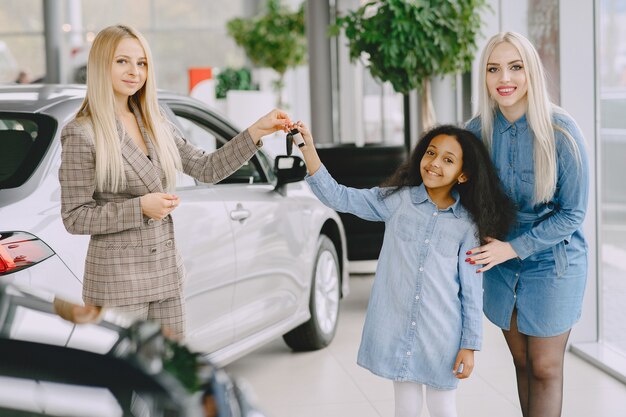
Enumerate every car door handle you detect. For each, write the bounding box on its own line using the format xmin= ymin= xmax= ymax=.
xmin=230 ymin=204 xmax=250 ymax=221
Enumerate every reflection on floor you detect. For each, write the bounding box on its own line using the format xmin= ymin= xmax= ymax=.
xmin=225 ymin=274 xmax=626 ymax=417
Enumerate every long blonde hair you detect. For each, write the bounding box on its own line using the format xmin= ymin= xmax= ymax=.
xmin=475 ymin=31 xmax=580 ymax=203
xmin=76 ymin=24 xmax=181 ymax=193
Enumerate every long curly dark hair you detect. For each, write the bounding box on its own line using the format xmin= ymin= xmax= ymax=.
xmin=381 ymin=125 xmax=515 ymax=242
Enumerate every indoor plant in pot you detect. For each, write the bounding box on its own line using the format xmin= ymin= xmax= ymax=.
xmin=226 ymin=0 xmax=306 ymax=109
xmin=331 ymin=0 xmax=488 ymax=134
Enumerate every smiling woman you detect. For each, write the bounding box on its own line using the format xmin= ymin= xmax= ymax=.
xmin=58 ymin=24 xmax=292 ymax=340
xmin=465 ymin=31 xmax=589 ymax=417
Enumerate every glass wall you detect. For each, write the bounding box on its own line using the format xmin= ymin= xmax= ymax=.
xmin=0 ymin=0 xmax=251 ymax=93
xmin=333 ymin=0 xmax=405 ymax=146
xmin=0 ymin=0 xmax=44 ymax=84
xmin=598 ymin=0 xmax=626 ymax=356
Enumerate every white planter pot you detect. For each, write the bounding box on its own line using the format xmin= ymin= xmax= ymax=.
xmin=226 ymin=90 xmax=276 ymax=131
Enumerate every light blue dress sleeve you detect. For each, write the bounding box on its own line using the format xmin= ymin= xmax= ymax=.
xmin=509 ymin=117 xmax=589 ymax=259
xmin=305 ymin=164 xmax=391 ymax=222
xmin=458 ymin=224 xmax=483 ymax=351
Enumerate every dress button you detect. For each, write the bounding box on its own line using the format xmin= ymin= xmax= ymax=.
xmin=411 ymin=322 xmax=416 ymax=326
xmin=406 ymin=351 xmax=411 ymax=356
xmin=166 ymin=239 xmax=173 ymax=248
xmin=419 ymin=267 xmax=424 ymax=272
xmin=147 ymin=218 xmax=155 ymax=226
xmin=415 ymin=295 xmax=420 ymax=301
xmin=150 ymin=247 xmax=157 ymax=254
xmin=515 ymin=273 xmax=519 ymax=277
xmin=433 ymin=212 xmax=438 ymax=216
xmin=424 ymin=239 xmax=429 ymax=244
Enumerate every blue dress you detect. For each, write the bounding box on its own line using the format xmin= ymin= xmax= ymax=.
xmin=306 ymin=165 xmax=482 ymax=390
xmin=466 ymin=110 xmax=589 ymax=337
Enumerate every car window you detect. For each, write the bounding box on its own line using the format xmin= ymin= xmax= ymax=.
xmin=172 ymin=116 xmax=213 ymax=188
xmin=172 ymin=113 xmax=268 ymax=185
xmin=256 ymin=148 xmax=277 ymax=183
xmin=0 ymin=113 xmax=56 ymax=189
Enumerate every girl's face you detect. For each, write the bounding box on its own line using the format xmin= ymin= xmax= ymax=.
xmin=486 ymin=41 xmax=528 ymax=121
xmin=111 ymin=37 xmax=147 ymax=102
xmin=420 ymin=134 xmax=466 ymax=193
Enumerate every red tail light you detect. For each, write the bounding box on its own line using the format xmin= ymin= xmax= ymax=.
xmin=0 ymin=232 xmax=54 ymax=275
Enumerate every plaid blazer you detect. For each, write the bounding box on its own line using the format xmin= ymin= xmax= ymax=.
xmin=59 ymin=109 xmax=259 ymax=306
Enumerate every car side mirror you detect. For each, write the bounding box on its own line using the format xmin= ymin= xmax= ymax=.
xmin=274 ymin=155 xmax=307 ymax=192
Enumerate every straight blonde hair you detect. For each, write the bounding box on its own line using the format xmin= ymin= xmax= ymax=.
xmin=76 ymin=24 xmax=182 ymax=193
xmin=475 ymin=31 xmax=580 ymax=203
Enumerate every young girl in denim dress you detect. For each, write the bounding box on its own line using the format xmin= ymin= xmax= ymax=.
xmin=292 ymin=122 xmax=514 ymax=417
xmin=465 ymin=32 xmax=589 ymax=417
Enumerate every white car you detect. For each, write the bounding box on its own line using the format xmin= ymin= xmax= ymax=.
xmin=0 ymin=84 xmax=349 ymax=365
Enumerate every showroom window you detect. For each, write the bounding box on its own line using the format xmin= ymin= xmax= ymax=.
xmin=598 ymin=0 xmax=626 ymax=356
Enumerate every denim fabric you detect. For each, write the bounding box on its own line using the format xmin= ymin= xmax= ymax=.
xmin=306 ymin=165 xmax=482 ymax=390
xmin=466 ymin=110 xmax=589 ymax=337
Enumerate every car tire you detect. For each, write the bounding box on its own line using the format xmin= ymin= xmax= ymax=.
xmin=283 ymin=235 xmax=340 ymax=351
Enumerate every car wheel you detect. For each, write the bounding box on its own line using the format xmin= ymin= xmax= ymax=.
xmin=283 ymin=235 xmax=340 ymax=351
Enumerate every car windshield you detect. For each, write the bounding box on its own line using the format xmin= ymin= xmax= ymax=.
xmin=0 ymin=112 xmax=56 ymax=189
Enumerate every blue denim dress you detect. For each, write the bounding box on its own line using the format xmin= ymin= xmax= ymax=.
xmin=466 ymin=110 xmax=589 ymax=337
xmin=306 ymin=165 xmax=482 ymax=390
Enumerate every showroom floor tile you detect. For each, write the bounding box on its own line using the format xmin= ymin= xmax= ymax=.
xmin=225 ymin=274 xmax=626 ymax=417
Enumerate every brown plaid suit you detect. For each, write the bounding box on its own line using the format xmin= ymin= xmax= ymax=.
xmin=59 ymin=109 xmax=258 ymax=311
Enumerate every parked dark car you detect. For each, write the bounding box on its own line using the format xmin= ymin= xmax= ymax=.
xmin=0 ymin=282 xmax=265 ymax=417
xmin=316 ymin=143 xmax=406 ymax=262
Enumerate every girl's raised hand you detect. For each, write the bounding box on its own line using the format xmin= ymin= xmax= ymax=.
xmin=290 ymin=120 xmax=314 ymax=147
xmin=465 ymin=237 xmax=518 ymax=273
xmin=289 ymin=120 xmax=322 ymax=175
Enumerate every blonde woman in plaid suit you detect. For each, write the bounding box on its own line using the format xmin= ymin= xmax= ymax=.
xmin=59 ymin=25 xmax=291 ymax=339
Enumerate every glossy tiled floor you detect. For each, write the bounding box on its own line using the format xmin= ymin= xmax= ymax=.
xmin=225 ymin=274 xmax=626 ymax=417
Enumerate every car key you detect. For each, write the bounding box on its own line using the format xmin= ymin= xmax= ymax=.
xmin=286 ymin=131 xmax=293 ymax=155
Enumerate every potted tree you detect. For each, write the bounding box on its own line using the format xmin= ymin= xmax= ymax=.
xmin=226 ymin=0 xmax=306 ymax=108
xmin=214 ymin=67 xmax=257 ymax=100
xmin=331 ymin=0 xmax=488 ymax=134
xmin=324 ymin=0 xmax=488 ymax=263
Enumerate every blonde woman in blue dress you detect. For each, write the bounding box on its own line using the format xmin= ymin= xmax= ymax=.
xmin=293 ymin=121 xmax=514 ymax=417
xmin=465 ymin=32 xmax=589 ymax=417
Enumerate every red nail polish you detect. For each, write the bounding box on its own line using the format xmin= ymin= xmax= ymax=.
xmin=466 ymin=251 xmax=472 ymax=255
xmin=465 ymin=258 xmax=471 ymax=262
xmin=470 ymin=261 xmax=475 ymax=265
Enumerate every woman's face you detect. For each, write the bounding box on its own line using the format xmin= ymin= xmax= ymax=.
xmin=111 ymin=37 xmax=147 ymax=101
xmin=486 ymin=41 xmax=528 ymax=121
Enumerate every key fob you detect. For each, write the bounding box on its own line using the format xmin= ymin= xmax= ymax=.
xmin=290 ymin=128 xmax=305 ymax=148
xmin=286 ymin=132 xmax=293 ymax=156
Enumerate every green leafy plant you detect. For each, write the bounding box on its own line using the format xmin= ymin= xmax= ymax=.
xmin=330 ymin=0 xmax=488 ymax=129
xmin=226 ymin=0 xmax=306 ymax=108
xmin=162 ymin=339 xmax=202 ymax=392
xmin=215 ymin=67 xmax=258 ymax=99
